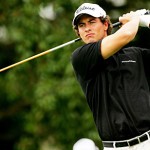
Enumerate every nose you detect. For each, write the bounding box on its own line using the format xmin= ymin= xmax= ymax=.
xmin=84 ymin=24 xmax=91 ymax=32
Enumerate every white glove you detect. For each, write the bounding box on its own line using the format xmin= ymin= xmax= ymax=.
xmin=139 ymin=15 xmax=150 ymax=28
xmin=135 ymin=9 xmax=147 ymax=15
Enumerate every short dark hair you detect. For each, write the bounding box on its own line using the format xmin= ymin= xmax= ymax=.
xmin=73 ymin=15 xmax=113 ymax=37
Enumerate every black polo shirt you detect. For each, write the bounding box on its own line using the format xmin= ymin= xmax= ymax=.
xmin=71 ymin=40 xmax=150 ymax=141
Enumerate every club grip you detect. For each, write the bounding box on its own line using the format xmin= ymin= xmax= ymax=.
xmin=145 ymin=10 xmax=150 ymax=15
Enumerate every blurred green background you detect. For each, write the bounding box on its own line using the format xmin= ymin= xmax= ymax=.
xmin=0 ymin=0 xmax=150 ymax=149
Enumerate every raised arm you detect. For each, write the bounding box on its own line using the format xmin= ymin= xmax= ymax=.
xmin=101 ymin=12 xmax=140 ymax=59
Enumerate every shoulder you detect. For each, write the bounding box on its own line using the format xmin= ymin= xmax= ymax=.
xmin=123 ymin=46 xmax=149 ymax=51
xmin=72 ymin=40 xmax=102 ymax=57
xmin=121 ymin=47 xmax=150 ymax=60
xmin=121 ymin=46 xmax=147 ymax=54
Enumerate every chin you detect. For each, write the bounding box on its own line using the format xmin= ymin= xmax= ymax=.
xmin=86 ymin=39 xmax=97 ymax=44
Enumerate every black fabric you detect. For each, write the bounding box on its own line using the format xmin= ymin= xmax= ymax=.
xmin=71 ymin=40 xmax=150 ymax=141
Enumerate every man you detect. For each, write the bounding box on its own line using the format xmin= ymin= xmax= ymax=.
xmin=71 ymin=2 xmax=150 ymax=150
xmin=73 ymin=138 xmax=99 ymax=150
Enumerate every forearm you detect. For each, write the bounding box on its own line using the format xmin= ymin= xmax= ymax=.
xmin=116 ymin=17 xmax=139 ymax=42
xmin=101 ymin=13 xmax=139 ymax=59
xmin=101 ymin=17 xmax=139 ymax=59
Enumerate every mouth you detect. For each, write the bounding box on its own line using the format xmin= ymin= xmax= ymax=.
xmin=86 ymin=33 xmax=94 ymax=38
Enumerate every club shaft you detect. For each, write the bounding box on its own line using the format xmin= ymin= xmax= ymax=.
xmin=0 ymin=38 xmax=80 ymax=72
xmin=112 ymin=22 xmax=122 ymax=28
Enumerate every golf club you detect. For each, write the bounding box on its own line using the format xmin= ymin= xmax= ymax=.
xmin=0 ymin=9 xmax=149 ymax=72
xmin=0 ymin=37 xmax=81 ymax=72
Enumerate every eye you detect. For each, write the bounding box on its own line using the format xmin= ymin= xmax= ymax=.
xmin=78 ymin=23 xmax=85 ymax=28
xmin=90 ymin=20 xmax=96 ymax=24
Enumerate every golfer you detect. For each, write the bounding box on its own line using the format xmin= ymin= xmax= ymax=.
xmin=71 ymin=3 xmax=150 ymax=150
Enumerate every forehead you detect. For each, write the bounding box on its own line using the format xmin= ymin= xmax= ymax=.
xmin=77 ymin=14 xmax=97 ymax=24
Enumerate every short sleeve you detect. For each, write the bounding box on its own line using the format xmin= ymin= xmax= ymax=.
xmin=71 ymin=40 xmax=104 ymax=80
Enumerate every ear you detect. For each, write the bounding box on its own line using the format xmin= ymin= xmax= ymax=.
xmin=104 ymin=21 xmax=109 ymax=31
xmin=77 ymin=30 xmax=81 ymax=37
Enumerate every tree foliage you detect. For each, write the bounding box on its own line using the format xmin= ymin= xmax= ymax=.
xmin=0 ymin=0 xmax=150 ymax=150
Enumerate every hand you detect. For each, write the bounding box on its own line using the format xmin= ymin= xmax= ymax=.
xmin=119 ymin=11 xmax=140 ymax=25
xmin=139 ymin=15 xmax=150 ymax=28
xmin=135 ymin=9 xmax=147 ymax=15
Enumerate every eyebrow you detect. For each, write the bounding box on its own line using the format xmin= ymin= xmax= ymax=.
xmin=78 ymin=17 xmax=97 ymax=25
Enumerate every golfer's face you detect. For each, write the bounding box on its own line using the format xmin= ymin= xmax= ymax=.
xmin=77 ymin=15 xmax=108 ymax=44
